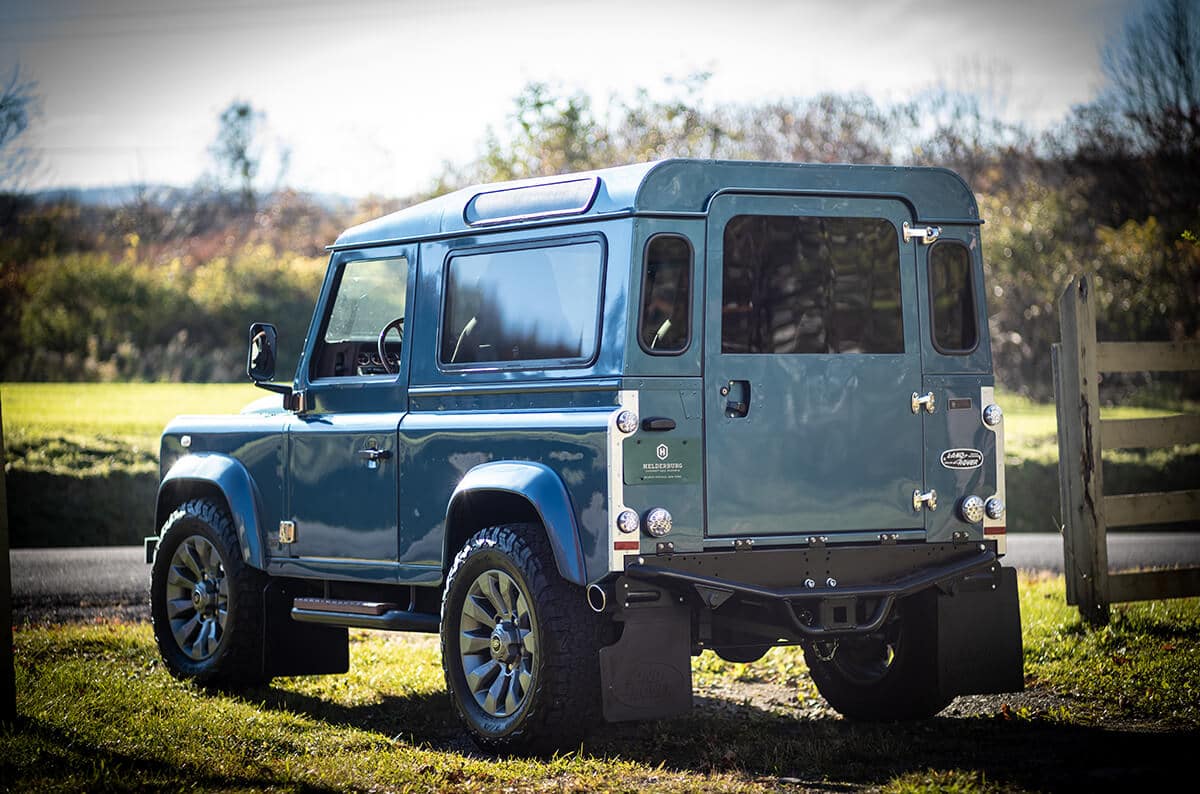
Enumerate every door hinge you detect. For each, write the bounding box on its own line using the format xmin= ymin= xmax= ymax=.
xmin=911 ymin=391 xmax=936 ymax=414
xmin=912 ymin=489 xmax=938 ymax=512
xmin=279 ymin=520 xmax=296 ymax=544
xmin=903 ymin=221 xmax=941 ymax=244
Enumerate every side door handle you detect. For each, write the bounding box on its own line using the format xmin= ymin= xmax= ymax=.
xmin=720 ymin=380 xmax=751 ymax=418
xmin=358 ymin=447 xmax=393 ymax=469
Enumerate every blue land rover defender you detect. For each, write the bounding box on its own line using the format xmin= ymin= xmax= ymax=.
xmin=148 ymin=159 xmax=1022 ymax=751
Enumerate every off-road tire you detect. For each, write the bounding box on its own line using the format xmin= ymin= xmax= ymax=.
xmin=804 ymin=590 xmax=951 ymax=721
xmin=441 ymin=524 xmax=602 ymax=753
xmin=150 ymin=497 xmax=268 ymax=688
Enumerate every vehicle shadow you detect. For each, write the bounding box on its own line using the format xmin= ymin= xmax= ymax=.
xmin=252 ymin=682 xmax=1197 ymax=790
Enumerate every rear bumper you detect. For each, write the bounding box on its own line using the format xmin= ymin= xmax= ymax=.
xmin=617 ymin=541 xmax=1002 ymax=638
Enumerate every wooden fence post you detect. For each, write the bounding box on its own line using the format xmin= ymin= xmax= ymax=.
xmin=0 ymin=392 xmax=15 ymax=720
xmin=1055 ymin=274 xmax=1110 ymax=626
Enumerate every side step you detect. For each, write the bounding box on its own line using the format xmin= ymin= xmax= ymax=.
xmin=291 ymin=597 xmax=440 ymax=633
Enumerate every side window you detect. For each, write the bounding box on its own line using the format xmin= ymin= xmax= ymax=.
xmin=639 ymin=235 xmax=691 ymax=354
xmin=721 ymin=215 xmax=904 ymax=354
xmin=928 ymin=242 xmax=978 ymax=353
xmin=310 ymin=256 xmax=409 ymax=379
xmin=441 ymin=240 xmax=603 ymax=367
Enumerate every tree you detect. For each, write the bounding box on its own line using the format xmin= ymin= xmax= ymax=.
xmin=1101 ymin=0 xmax=1199 ymax=157
xmin=0 ymin=66 xmax=41 ymax=192
xmin=210 ymin=100 xmax=264 ymax=212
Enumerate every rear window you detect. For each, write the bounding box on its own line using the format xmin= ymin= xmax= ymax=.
xmin=721 ymin=215 xmax=904 ymax=354
xmin=638 ymin=235 xmax=692 ymax=354
xmin=441 ymin=241 xmax=604 ymax=366
xmin=928 ymin=241 xmax=978 ymax=353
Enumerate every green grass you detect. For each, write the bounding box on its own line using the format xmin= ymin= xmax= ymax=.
xmin=1 ymin=382 xmax=262 ymax=452
xmin=3 ymin=576 xmax=1197 ymax=792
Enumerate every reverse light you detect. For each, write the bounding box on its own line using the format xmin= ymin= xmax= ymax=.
xmin=983 ymin=403 xmax=1003 ymax=427
xmin=644 ymin=507 xmax=673 ymax=537
xmin=985 ymin=497 xmax=1006 ymax=520
xmin=617 ymin=509 xmax=640 ymax=534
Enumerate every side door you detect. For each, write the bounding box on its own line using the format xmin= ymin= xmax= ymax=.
xmin=916 ymin=228 xmax=998 ymax=543
xmin=703 ymin=194 xmax=926 ymax=540
xmin=285 ymin=244 xmax=415 ymax=570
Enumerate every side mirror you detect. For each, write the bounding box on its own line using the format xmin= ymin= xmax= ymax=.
xmin=247 ymin=322 xmax=278 ymax=382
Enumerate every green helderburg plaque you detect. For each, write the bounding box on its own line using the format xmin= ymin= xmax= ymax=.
xmin=623 ymin=437 xmax=701 ymax=485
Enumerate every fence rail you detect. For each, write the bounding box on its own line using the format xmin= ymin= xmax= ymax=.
xmin=1052 ymin=273 xmax=1200 ymax=625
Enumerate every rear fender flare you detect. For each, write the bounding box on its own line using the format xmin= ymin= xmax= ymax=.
xmin=445 ymin=461 xmax=587 ymax=586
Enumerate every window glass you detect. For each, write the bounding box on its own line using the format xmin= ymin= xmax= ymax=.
xmin=441 ymin=241 xmax=603 ymax=366
xmin=324 ymin=257 xmax=409 ymax=342
xmin=721 ymin=215 xmax=904 ymax=354
xmin=639 ymin=235 xmax=691 ymax=353
xmin=309 ymin=256 xmax=409 ymax=379
xmin=929 ymin=242 xmax=978 ymax=353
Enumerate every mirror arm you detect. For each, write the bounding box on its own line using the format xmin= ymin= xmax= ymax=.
xmin=253 ymin=380 xmax=293 ymax=397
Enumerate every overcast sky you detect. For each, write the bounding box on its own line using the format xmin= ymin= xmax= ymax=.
xmin=2 ymin=0 xmax=1136 ymax=198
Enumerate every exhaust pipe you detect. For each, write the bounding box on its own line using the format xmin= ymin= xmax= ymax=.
xmin=586 ymin=583 xmax=609 ymax=613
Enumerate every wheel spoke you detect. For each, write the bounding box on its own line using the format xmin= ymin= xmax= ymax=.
xmin=167 ymin=563 xmax=198 ymax=590
xmin=459 ymin=630 xmax=491 ymax=656
xmin=520 ymin=627 xmax=537 ymax=657
xmin=498 ymin=576 xmax=518 ymax=617
xmin=166 ymin=597 xmax=194 ymax=620
xmin=483 ymin=669 xmax=507 ymax=714
xmin=171 ymin=614 xmax=200 ymax=653
xmin=462 ymin=594 xmax=496 ymax=628
xmin=504 ymin=672 xmax=520 ymax=715
xmin=466 ymin=659 xmax=500 ymax=695
xmin=482 ymin=572 xmax=507 ymax=617
xmin=180 ymin=541 xmax=205 ymax=579
xmin=517 ymin=664 xmax=532 ymax=695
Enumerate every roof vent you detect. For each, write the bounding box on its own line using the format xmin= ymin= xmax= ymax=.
xmin=464 ymin=177 xmax=600 ymax=226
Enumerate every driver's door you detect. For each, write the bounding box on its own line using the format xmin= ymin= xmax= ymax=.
xmin=285 ymin=244 xmax=414 ymax=570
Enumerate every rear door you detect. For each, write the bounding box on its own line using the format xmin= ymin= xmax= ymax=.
xmin=916 ymin=229 xmax=997 ymax=543
xmin=703 ymin=194 xmax=925 ymax=540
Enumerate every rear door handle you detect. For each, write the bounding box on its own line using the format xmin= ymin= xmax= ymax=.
xmin=721 ymin=380 xmax=751 ymax=418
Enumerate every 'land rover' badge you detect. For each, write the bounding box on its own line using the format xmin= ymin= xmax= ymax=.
xmin=940 ymin=448 xmax=983 ymax=469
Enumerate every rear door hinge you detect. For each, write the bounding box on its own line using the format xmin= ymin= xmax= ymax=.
xmin=903 ymin=221 xmax=941 ymax=244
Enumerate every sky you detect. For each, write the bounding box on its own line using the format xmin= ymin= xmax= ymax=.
xmin=1 ymin=0 xmax=1137 ymax=199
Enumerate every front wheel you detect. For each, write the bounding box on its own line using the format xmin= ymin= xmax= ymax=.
xmin=441 ymin=524 xmax=601 ymax=753
xmin=150 ymin=498 xmax=267 ymax=688
xmin=804 ymin=591 xmax=950 ymax=721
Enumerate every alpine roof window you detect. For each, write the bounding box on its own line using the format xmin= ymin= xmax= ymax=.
xmin=639 ymin=234 xmax=692 ymax=354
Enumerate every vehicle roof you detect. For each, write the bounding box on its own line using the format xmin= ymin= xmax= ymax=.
xmin=332 ymin=158 xmax=978 ymax=250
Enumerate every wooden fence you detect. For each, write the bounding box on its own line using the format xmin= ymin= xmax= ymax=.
xmin=1052 ymin=273 xmax=1200 ymax=625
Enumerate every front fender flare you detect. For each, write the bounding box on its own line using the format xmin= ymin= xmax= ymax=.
xmin=157 ymin=453 xmax=266 ymax=569
xmin=446 ymin=461 xmax=587 ymax=586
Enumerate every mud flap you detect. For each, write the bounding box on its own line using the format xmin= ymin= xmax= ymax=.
xmin=599 ymin=601 xmax=692 ymax=722
xmin=937 ymin=565 xmax=1024 ymax=697
xmin=262 ymin=579 xmax=349 ymax=677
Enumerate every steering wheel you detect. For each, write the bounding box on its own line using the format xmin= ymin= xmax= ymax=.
xmin=377 ymin=316 xmax=404 ymax=374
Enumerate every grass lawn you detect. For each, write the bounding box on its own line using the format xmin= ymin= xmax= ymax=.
xmin=2 ymin=575 xmax=1197 ymax=792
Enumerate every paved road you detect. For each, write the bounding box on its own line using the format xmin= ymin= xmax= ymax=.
xmin=8 ymin=534 xmax=1200 ymax=618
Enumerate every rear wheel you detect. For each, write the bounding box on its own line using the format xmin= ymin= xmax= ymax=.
xmin=441 ymin=524 xmax=602 ymax=753
xmin=804 ymin=591 xmax=950 ymax=720
xmin=150 ymin=498 xmax=268 ymax=688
